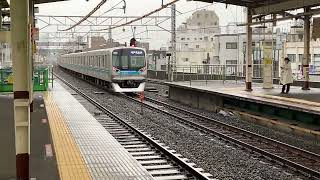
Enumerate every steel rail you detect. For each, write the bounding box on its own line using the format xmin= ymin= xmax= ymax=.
xmin=54 ymin=74 xmax=212 ymax=180
xmin=126 ymin=94 xmax=320 ymax=179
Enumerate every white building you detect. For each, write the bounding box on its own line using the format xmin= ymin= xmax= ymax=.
xmin=147 ymin=50 xmax=167 ymax=71
xmin=284 ymin=32 xmax=320 ymax=76
xmin=175 ymin=10 xmax=220 ymax=67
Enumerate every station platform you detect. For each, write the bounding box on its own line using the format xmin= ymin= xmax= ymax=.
xmin=166 ymin=80 xmax=320 ymax=138
xmin=0 ymin=93 xmax=59 ymax=179
xmin=0 ymin=81 xmax=154 ymax=180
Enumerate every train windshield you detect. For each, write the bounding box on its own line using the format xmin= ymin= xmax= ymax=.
xmin=112 ymin=49 xmax=145 ymax=70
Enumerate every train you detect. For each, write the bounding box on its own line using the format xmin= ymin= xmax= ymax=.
xmin=58 ymin=47 xmax=147 ymax=92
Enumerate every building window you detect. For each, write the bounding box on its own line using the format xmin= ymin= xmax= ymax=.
xmin=181 ymin=37 xmax=185 ymax=40
xmin=196 ymin=45 xmax=200 ymax=48
xmin=187 ymin=38 xmax=190 ymax=40
xmin=161 ymin=65 xmax=167 ymax=70
xmin=200 ymin=38 xmax=203 ymax=40
xmin=298 ymin=54 xmax=303 ymax=63
xmin=226 ymin=60 xmax=237 ymax=64
xmin=226 ymin=42 xmax=238 ymax=49
xmin=204 ymin=36 xmax=208 ymax=41
xmin=211 ymin=38 xmax=214 ymax=41
xmin=184 ymin=44 xmax=188 ymax=47
xmin=194 ymin=38 xmax=197 ymax=40
xmin=183 ymin=58 xmax=189 ymax=62
xmin=287 ymin=54 xmax=296 ymax=63
xmin=314 ymin=54 xmax=320 ymax=66
xmin=197 ymin=22 xmax=201 ymax=26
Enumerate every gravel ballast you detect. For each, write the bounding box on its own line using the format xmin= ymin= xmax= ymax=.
xmin=144 ymin=81 xmax=320 ymax=155
xmin=55 ymin=68 xmax=314 ymax=179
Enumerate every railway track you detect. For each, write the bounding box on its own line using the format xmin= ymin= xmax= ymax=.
xmin=55 ymin=75 xmax=214 ymax=180
xmin=125 ymin=93 xmax=320 ymax=179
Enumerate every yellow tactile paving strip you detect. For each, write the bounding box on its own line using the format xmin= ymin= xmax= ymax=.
xmin=44 ymin=92 xmax=91 ymax=180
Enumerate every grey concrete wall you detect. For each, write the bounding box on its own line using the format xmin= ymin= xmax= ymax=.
xmin=169 ymin=86 xmax=223 ymax=112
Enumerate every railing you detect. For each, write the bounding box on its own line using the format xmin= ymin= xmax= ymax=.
xmin=147 ymin=64 xmax=320 ymax=83
xmin=171 ymin=64 xmax=280 ymax=83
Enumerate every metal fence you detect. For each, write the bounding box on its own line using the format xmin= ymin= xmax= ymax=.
xmin=171 ymin=64 xmax=279 ymax=82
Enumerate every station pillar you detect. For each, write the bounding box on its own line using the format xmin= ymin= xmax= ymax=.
xmin=29 ymin=0 xmax=35 ymax=111
xmin=245 ymin=8 xmax=253 ymax=91
xmin=0 ymin=4 xmax=2 ymax=30
xmin=302 ymin=7 xmax=311 ymax=90
xmin=11 ymin=0 xmax=32 ymax=179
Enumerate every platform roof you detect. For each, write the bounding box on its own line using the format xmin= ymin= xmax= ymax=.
xmin=191 ymin=0 xmax=320 ymax=15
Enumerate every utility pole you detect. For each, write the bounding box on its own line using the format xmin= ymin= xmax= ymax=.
xmin=108 ymin=25 xmax=112 ymax=41
xmin=170 ymin=4 xmax=176 ymax=82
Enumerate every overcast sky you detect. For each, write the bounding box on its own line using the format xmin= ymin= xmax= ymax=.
xmin=37 ymin=0 xmax=247 ymax=49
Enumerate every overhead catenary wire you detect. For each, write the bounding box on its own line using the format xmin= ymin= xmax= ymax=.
xmin=109 ymin=2 xmax=218 ymax=40
xmin=60 ymin=0 xmax=109 ymax=31
xmin=95 ymin=0 xmax=181 ymax=31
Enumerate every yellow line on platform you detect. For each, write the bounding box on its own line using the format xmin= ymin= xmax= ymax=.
xmin=44 ymin=92 xmax=91 ymax=180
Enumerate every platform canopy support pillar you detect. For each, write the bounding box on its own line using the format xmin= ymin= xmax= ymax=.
xmin=245 ymin=8 xmax=253 ymax=91
xmin=0 ymin=4 xmax=2 ymax=30
xmin=11 ymin=0 xmax=32 ymax=179
xmin=302 ymin=7 xmax=311 ymax=90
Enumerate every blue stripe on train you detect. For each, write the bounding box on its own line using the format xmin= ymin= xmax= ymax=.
xmin=119 ymin=71 xmax=141 ymax=75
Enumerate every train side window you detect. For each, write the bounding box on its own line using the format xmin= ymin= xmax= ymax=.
xmin=107 ymin=54 xmax=110 ymax=67
xmin=104 ymin=55 xmax=107 ymax=67
xmin=102 ymin=55 xmax=105 ymax=67
xmin=101 ymin=55 xmax=104 ymax=67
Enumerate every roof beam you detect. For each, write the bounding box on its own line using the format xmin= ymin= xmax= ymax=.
xmin=252 ymin=0 xmax=320 ymax=15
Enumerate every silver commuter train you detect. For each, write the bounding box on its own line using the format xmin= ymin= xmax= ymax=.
xmin=58 ymin=47 xmax=147 ymax=92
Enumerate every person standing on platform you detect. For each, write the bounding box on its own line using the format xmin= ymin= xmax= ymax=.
xmin=280 ymin=57 xmax=293 ymax=94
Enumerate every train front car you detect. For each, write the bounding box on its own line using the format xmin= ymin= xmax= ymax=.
xmin=111 ymin=48 xmax=147 ymax=92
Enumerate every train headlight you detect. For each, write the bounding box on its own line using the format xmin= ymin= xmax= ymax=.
xmin=139 ymin=66 xmax=147 ymax=72
xmin=112 ymin=67 xmax=120 ymax=73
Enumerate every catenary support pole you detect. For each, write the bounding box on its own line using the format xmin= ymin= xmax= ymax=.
xmin=246 ymin=8 xmax=253 ymax=91
xmin=11 ymin=0 xmax=31 ymax=179
xmin=302 ymin=7 xmax=311 ymax=90
xmin=170 ymin=4 xmax=176 ymax=82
